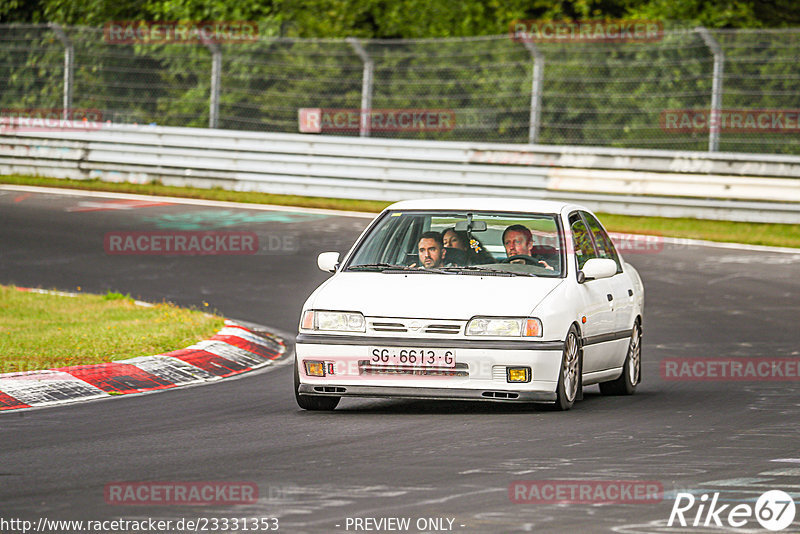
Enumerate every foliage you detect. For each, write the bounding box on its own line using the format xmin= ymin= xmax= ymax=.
xmin=3 ymin=0 xmax=799 ymax=31
xmin=1 ymin=2 xmax=799 ymax=153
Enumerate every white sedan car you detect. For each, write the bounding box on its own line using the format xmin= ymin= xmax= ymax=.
xmin=295 ymin=198 xmax=644 ymax=411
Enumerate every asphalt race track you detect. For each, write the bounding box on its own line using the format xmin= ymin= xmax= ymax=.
xmin=1 ymin=186 xmax=799 ymax=534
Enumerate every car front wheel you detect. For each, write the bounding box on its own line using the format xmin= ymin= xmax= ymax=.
xmin=599 ymin=321 xmax=641 ymax=396
xmin=553 ymin=325 xmax=581 ymax=410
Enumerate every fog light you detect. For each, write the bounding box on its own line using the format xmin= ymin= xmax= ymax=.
xmin=305 ymin=360 xmax=325 ymax=377
xmin=507 ymin=367 xmax=531 ymax=383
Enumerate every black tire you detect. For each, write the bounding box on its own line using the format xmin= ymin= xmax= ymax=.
xmin=294 ymin=357 xmax=340 ymax=411
xmin=553 ymin=325 xmax=582 ymax=411
xmin=599 ymin=321 xmax=641 ymax=396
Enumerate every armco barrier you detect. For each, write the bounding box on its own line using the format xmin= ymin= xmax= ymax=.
xmin=1 ymin=124 xmax=799 ymax=223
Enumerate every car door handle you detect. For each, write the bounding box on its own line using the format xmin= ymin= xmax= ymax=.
xmin=607 ymin=294 xmax=613 ymax=302
xmin=628 ymin=289 xmax=633 ymax=297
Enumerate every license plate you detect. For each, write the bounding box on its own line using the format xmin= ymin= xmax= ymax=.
xmin=369 ymin=347 xmax=456 ymax=368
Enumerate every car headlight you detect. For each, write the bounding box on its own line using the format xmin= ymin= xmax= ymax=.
xmin=466 ymin=317 xmax=542 ymax=337
xmin=301 ymin=310 xmax=366 ymax=333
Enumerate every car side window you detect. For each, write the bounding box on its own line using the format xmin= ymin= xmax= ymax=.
xmin=582 ymin=212 xmax=622 ymax=272
xmin=569 ymin=214 xmax=596 ymax=270
xmin=352 ymin=213 xmax=417 ymax=265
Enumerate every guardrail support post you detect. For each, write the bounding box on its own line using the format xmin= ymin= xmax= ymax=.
xmin=695 ymin=27 xmax=724 ymax=152
xmin=49 ymin=23 xmax=74 ymax=120
xmin=522 ymin=41 xmax=544 ymax=145
xmin=206 ymin=43 xmax=222 ymax=129
xmin=347 ymin=37 xmax=373 ymax=137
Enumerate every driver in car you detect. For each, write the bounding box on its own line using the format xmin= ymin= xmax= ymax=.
xmin=503 ymin=224 xmax=554 ymax=270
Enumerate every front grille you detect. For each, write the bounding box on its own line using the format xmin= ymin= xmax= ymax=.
xmin=358 ymin=361 xmax=469 ymax=377
xmin=370 ymin=322 xmax=407 ymax=333
xmin=425 ymin=324 xmax=461 ymax=335
xmin=367 ymin=318 xmax=465 ymax=336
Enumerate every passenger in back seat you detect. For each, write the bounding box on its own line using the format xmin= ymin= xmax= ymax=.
xmin=442 ymin=227 xmax=494 ymax=265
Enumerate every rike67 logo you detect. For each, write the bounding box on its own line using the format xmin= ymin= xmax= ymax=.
xmin=668 ymin=490 xmax=796 ymax=531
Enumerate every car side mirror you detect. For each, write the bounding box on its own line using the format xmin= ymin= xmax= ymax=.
xmin=317 ymin=252 xmax=340 ymax=273
xmin=578 ymin=258 xmax=617 ymax=283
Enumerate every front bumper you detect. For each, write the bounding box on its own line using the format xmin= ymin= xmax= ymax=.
xmin=296 ymin=333 xmax=565 ymax=403
xmin=297 ymin=383 xmax=556 ymax=402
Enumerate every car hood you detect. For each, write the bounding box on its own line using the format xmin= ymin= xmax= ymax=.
xmin=308 ymin=272 xmax=564 ymax=319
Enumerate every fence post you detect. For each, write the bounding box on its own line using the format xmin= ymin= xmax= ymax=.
xmin=49 ymin=23 xmax=73 ymax=120
xmin=695 ymin=27 xmax=724 ymax=152
xmin=206 ymin=42 xmax=222 ymax=129
xmin=347 ymin=37 xmax=373 ymax=137
xmin=522 ymin=41 xmax=544 ymax=145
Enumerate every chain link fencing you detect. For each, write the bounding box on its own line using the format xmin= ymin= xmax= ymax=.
xmin=1 ymin=23 xmax=799 ymax=154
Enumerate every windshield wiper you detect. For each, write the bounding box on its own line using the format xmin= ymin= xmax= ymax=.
xmin=348 ymin=263 xmax=458 ymax=274
xmin=439 ymin=266 xmax=494 ymax=272
xmin=438 ymin=266 xmax=537 ymax=277
xmin=347 ymin=263 xmax=410 ymax=271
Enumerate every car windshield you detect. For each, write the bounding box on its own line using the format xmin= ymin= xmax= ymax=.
xmin=345 ymin=210 xmax=564 ymax=277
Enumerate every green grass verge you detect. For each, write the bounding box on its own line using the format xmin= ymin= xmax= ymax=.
xmin=2 ymin=174 xmax=799 ymax=249
xmin=0 ymin=285 xmax=225 ymax=373
xmin=598 ymin=213 xmax=800 ymax=249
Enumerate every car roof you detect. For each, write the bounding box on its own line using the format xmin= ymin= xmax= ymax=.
xmin=385 ymin=197 xmax=588 ymax=215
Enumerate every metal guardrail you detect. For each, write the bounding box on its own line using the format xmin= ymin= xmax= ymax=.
xmin=2 ymin=124 xmax=799 ymax=223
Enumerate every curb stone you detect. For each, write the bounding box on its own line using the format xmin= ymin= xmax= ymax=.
xmin=1 ymin=289 xmax=286 ymax=411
